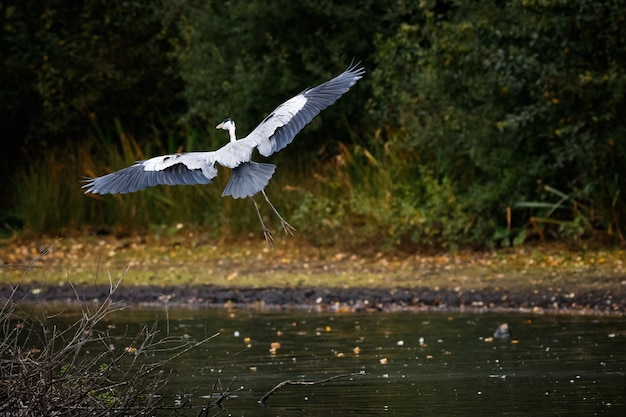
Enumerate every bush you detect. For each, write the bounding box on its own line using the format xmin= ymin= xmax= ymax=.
xmin=0 ymin=250 xmax=215 ymax=416
xmin=370 ymin=0 xmax=626 ymax=246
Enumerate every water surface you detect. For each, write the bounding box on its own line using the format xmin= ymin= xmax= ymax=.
xmin=72 ymin=308 xmax=623 ymax=416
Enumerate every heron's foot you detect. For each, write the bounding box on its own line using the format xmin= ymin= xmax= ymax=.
xmin=262 ymin=227 xmax=274 ymax=246
xmin=251 ymin=196 xmax=274 ymax=246
xmin=260 ymin=190 xmax=295 ymax=238
xmin=280 ymin=220 xmax=296 ymax=236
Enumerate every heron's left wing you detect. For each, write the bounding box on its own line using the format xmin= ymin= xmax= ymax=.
xmin=245 ymin=63 xmax=365 ymax=157
xmin=83 ymin=152 xmax=218 ymax=195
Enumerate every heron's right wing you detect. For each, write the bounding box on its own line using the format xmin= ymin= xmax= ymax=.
xmin=83 ymin=152 xmax=218 ymax=195
xmin=245 ymin=63 xmax=365 ymax=157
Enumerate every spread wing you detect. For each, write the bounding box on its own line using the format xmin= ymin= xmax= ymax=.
xmin=83 ymin=139 xmax=265 ymax=195
xmin=246 ymin=63 xmax=365 ymax=157
xmin=83 ymin=63 xmax=365 ymax=196
xmin=83 ymin=152 xmax=219 ymax=194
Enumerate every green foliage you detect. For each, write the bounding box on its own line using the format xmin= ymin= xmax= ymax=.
xmin=1 ymin=0 xmax=189 ymax=231
xmin=172 ymin=0 xmax=399 ymax=160
xmin=515 ymin=184 xmax=608 ymax=243
xmin=1 ymin=1 xmax=184 ymax=145
xmin=4 ymin=0 xmax=626 ymax=248
xmin=370 ymin=0 xmax=626 ymax=246
xmin=291 ymin=137 xmax=471 ymax=250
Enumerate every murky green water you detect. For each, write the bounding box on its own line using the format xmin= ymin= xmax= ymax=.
xmin=44 ymin=308 xmax=626 ymax=416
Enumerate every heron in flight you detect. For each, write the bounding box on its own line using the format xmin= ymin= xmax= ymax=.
xmin=83 ymin=63 xmax=365 ymax=244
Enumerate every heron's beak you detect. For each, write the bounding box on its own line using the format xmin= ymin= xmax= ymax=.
xmin=216 ymin=122 xmax=223 ymax=129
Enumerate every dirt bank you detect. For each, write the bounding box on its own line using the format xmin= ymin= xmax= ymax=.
xmin=2 ymin=281 xmax=624 ymax=315
xmin=1 ymin=235 xmax=625 ymax=315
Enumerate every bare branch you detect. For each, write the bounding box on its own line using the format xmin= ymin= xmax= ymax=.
xmin=1 ymin=242 xmax=218 ymax=416
xmin=258 ymin=371 xmax=364 ymax=406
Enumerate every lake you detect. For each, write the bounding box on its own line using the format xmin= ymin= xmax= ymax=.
xmin=65 ymin=307 xmax=625 ymax=416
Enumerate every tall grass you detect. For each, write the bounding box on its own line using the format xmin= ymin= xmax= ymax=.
xmin=13 ymin=123 xmax=478 ymax=249
xmin=289 ymin=132 xmax=472 ymax=250
xmin=14 ymin=122 xmax=265 ymax=239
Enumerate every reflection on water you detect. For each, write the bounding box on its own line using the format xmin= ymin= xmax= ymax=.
xmin=47 ymin=308 xmax=626 ymax=415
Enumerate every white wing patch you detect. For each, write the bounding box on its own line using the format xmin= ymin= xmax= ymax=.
xmin=252 ymin=94 xmax=308 ymax=156
xmin=143 ymin=152 xmax=217 ymax=179
xmin=271 ymin=94 xmax=308 ymax=125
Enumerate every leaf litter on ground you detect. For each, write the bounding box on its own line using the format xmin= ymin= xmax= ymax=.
xmin=1 ymin=234 xmax=625 ymax=314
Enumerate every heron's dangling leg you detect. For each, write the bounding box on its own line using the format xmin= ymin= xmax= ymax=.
xmin=250 ymin=197 xmax=273 ymax=245
xmin=261 ymin=190 xmax=296 ymax=236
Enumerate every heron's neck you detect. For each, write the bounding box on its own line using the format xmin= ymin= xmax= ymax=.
xmin=228 ymin=125 xmax=237 ymax=142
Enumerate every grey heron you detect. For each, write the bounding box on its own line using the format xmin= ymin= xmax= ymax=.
xmin=83 ymin=63 xmax=365 ymax=244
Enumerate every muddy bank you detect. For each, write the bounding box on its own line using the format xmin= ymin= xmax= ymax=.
xmin=2 ymin=282 xmax=624 ymax=315
xmin=2 ymin=237 xmax=626 ymax=315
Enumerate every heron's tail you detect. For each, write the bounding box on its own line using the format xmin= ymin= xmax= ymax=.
xmin=222 ymin=161 xmax=276 ymax=199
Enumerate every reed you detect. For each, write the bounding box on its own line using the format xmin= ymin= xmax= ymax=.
xmin=14 ymin=123 xmax=287 ymax=239
xmin=14 ymin=122 xmax=478 ymax=249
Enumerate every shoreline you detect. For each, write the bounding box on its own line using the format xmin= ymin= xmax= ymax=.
xmin=1 ymin=236 xmax=625 ymax=316
xmin=3 ymin=282 xmax=624 ymax=316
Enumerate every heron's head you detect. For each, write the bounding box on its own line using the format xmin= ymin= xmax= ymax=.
xmin=216 ymin=118 xmax=237 ymax=142
xmin=216 ymin=118 xmax=235 ymax=131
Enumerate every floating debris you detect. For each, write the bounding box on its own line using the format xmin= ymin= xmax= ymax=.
xmin=493 ymin=323 xmax=511 ymax=338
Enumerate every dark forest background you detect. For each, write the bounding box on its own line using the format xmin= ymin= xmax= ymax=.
xmin=2 ymin=0 xmax=625 ymax=249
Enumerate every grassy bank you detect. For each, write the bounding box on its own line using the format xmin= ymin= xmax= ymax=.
xmin=2 ymin=235 xmax=625 ymax=295
xmin=12 ymin=131 xmax=481 ymax=250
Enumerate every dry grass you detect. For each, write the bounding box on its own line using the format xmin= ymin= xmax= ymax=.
xmin=2 ymin=235 xmax=625 ymax=294
xmin=0 ymin=244 xmax=218 ymax=416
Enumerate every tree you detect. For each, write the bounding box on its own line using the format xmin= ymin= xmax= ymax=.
xmin=371 ymin=0 xmax=626 ymax=245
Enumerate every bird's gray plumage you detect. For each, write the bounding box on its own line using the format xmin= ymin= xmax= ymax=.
xmin=85 ymin=156 xmax=215 ymax=195
xmin=223 ymin=162 xmax=276 ymax=199
xmin=83 ymin=63 xmax=364 ymax=242
xmin=252 ymin=62 xmax=365 ymax=157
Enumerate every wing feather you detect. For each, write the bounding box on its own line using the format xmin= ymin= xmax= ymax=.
xmin=248 ymin=63 xmax=365 ymax=157
xmin=83 ymin=152 xmax=218 ymax=195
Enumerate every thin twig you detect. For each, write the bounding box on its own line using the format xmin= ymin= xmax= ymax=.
xmin=214 ymin=377 xmax=241 ymax=407
xmin=258 ymin=371 xmax=364 ymax=406
xmin=197 ymin=346 xmax=249 ymax=416
xmin=1 ymin=239 xmax=60 ymax=318
xmin=23 ymin=237 xmax=61 ymax=278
